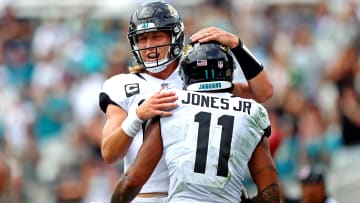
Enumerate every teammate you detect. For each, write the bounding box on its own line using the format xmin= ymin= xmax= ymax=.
xmin=99 ymin=1 xmax=273 ymax=202
xmin=110 ymin=42 xmax=280 ymax=203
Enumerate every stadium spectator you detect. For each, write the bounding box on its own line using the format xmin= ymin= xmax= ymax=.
xmin=297 ymin=165 xmax=338 ymax=203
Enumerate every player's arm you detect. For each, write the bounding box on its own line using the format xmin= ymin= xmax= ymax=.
xmin=110 ymin=118 xmax=163 ymax=203
xmin=101 ymin=104 xmax=133 ymax=164
xmin=190 ymin=27 xmax=273 ymax=103
xmin=230 ymin=38 xmax=272 ymax=103
xmin=232 ymin=72 xmax=272 ymax=103
xmin=248 ymin=137 xmax=280 ymax=203
xmin=101 ymin=91 xmax=177 ymax=164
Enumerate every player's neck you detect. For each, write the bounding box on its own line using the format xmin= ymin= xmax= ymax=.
xmin=147 ymin=61 xmax=178 ymax=80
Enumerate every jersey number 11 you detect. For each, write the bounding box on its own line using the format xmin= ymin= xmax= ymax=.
xmin=194 ymin=111 xmax=234 ymax=177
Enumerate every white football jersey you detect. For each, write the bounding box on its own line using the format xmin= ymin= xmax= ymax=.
xmin=99 ymin=69 xmax=183 ymax=194
xmin=160 ymin=89 xmax=271 ymax=203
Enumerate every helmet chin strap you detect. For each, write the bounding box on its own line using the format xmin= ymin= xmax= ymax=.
xmin=144 ymin=52 xmax=175 ymax=73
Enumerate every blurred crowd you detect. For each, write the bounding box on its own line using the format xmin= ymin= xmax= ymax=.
xmin=0 ymin=0 xmax=360 ymax=202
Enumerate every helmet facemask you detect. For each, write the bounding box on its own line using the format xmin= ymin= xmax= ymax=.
xmin=129 ymin=30 xmax=180 ymax=73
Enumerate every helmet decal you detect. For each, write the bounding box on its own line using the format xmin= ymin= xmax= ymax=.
xmin=167 ymin=4 xmax=178 ymax=17
xmin=137 ymin=22 xmax=156 ymax=30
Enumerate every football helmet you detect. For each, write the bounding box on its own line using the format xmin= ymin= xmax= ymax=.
xmin=128 ymin=1 xmax=185 ymax=72
xmin=179 ymin=42 xmax=234 ymax=92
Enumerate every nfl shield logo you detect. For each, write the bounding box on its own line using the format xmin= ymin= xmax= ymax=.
xmin=161 ymin=83 xmax=169 ymax=89
xmin=218 ymin=61 xmax=223 ymax=68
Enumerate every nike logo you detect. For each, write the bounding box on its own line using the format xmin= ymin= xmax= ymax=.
xmin=125 ymin=83 xmax=140 ymax=97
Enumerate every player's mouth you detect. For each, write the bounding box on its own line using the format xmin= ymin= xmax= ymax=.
xmin=147 ymin=52 xmax=160 ymax=61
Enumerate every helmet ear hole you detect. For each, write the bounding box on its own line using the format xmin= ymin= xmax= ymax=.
xmin=174 ymin=25 xmax=180 ymax=34
xmin=172 ymin=46 xmax=181 ymax=56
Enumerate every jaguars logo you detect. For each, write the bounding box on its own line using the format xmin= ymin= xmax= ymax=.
xmin=226 ymin=69 xmax=232 ymax=77
xmin=220 ymin=44 xmax=229 ymax=52
xmin=182 ymin=44 xmax=193 ymax=57
xmin=167 ymin=4 xmax=178 ymax=17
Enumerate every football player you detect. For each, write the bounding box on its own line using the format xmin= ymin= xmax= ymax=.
xmin=99 ymin=1 xmax=273 ymax=202
xmin=110 ymin=42 xmax=280 ymax=203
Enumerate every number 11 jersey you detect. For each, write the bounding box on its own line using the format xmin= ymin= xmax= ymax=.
xmin=160 ymin=89 xmax=271 ymax=203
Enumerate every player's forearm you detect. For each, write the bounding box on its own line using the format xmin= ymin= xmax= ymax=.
xmin=101 ymin=127 xmax=133 ymax=164
xmin=248 ymin=138 xmax=280 ymax=203
xmin=230 ymin=38 xmax=273 ymax=103
xmin=232 ymin=82 xmax=253 ymax=99
xmin=251 ymin=183 xmax=280 ymax=203
xmin=247 ymin=71 xmax=273 ymax=102
xmin=111 ymin=174 xmax=142 ymax=203
xmin=232 ymin=75 xmax=273 ymax=103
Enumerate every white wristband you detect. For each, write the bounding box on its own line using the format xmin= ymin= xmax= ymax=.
xmin=121 ymin=109 xmax=143 ymax=138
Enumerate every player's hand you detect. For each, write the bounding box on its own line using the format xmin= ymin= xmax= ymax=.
xmin=190 ymin=26 xmax=239 ymax=48
xmin=136 ymin=90 xmax=178 ymax=120
xmin=240 ymin=194 xmax=253 ymax=203
xmin=240 ymin=186 xmax=252 ymax=203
